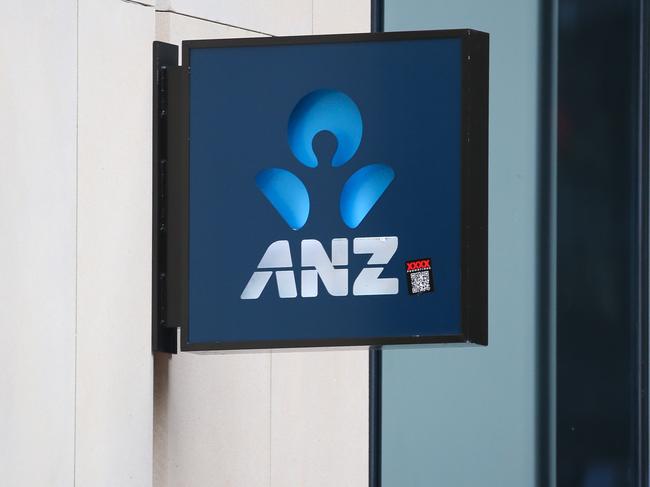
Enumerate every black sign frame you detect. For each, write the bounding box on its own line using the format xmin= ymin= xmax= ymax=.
xmin=153 ymin=30 xmax=489 ymax=353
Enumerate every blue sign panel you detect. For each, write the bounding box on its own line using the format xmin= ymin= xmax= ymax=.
xmin=168 ymin=30 xmax=488 ymax=350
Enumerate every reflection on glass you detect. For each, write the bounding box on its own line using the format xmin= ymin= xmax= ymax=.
xmin=557 ymin=0 xmax=643 ymax=485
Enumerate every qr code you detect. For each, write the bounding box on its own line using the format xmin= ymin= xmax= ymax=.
xmin=409 ymin=270 xmax=432 ymax=293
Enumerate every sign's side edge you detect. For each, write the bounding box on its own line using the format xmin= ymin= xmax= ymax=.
xmin=460 ymin=31 xmax=489 ymax=345
xmin=153 ymin=41 xmax=179 ymax=354
xmin=180 ymin=334 xmax=468 ymax=352
xmin=168 ymin=49 xmax=190 ymax=352
xmin=180 ymin=29 xmax=487 ymax=51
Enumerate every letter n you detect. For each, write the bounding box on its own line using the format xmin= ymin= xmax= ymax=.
xmin=301 ymin=239 xmax=348 ymax=297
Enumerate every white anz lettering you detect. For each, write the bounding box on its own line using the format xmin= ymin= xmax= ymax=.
xmin=240 ymin=237 xmax=399 ymax=299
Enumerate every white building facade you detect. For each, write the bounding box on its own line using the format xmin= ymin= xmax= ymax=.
xmin=2 ymin=2 xmax=373 ymax=486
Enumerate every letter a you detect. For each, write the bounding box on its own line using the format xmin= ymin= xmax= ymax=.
xmin=240 ymin=241 xmax=297 ymax=299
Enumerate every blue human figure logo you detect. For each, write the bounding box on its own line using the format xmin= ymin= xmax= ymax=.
xmin=255 ymin=89 xmax=395 ymax=230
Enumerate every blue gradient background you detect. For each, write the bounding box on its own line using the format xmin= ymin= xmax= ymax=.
xmin=188 ymin=38 xmax=462 ymax=345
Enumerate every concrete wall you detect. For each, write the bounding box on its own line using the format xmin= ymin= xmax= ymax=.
xmin=153 ymin=5 xmax=371 ymax=487
xmin=158 ymin=0 xmax=370 ymax=36
xmin=76 ymin=2 xmax=156 ymax=486
xmin=0 ymin=3 xmax=77 ymax=486
xmin=1 ymin=1 xmax=370 ymax=487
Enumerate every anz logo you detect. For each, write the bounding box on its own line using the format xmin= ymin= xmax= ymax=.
xmin=241 ymin=89 xmax=398 ymax=300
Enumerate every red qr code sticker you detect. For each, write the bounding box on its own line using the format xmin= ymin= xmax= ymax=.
xmin=405 ymin=258 xmax=434 ymax=295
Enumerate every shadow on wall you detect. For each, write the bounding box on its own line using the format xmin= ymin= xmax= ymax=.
xmin=153 ymin=352 xmax=171 ymax=486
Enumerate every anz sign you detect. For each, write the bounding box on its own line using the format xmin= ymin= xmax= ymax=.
xmin=241 ymin=237 xmax=399 ymax=299
xmin=159 ymin=30 xmax=489 ymax=351
xmin=243 ymin=90 xmax=398 ymax=300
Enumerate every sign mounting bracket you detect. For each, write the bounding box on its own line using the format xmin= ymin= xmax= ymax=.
xmin=153 ymin=41 xmax=181 ymax=354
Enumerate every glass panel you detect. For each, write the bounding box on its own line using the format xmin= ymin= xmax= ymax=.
xmin=556 ymin=0 xmax=644 ymax=485
xmin=381 ymin=1 xmax=541 ymax=485
xmin=381 ymin=1 xmax=649 ymax=486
